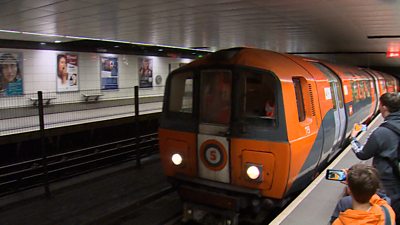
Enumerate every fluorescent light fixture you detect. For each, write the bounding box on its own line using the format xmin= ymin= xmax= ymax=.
xmin=0 ymin=29 xmax=21 ymax=34
xmin=101 ymin=39 xmax=131 ymax=44
xmin=0 ymin=29 xmax=214 ymax=52
xmin=65 ymin=35 xmax=102 ymax=41
xmin=54 ymin=40 xmax=62 ymax=43
xmin=22 ymin=32 xmax=64 ymax=37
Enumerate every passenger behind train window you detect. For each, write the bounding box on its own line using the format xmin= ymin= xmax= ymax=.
xmin=329 ymin=164 xmax=395 ymax=225
xmin=243 ymin=72 xmax=276 ymax=122
xmin=264 ymin=98 xmax=275 ymax=118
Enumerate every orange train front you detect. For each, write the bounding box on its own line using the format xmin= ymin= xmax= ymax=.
xmin=158 ymin=48 xmax=398 ymax=224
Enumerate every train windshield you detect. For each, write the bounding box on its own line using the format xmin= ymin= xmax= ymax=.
xmin=238 ymin=70 xmax=277 ymax=126
xmin=167 ymin=72 xmax=193 ymax=113
xmin=200 ymin=70 xmax=232 ymax=124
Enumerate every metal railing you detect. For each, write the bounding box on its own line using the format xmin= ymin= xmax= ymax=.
xmin=0 ymin=86 xmax=165 ymax=136
xmin=0 ymin=85 xmax=163 ymax=198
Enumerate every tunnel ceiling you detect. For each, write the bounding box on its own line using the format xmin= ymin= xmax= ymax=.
xmin=0 ymin=0 xmax=399 ymax=66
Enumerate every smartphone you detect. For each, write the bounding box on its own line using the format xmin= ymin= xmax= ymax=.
xmin=325 ymin=169 xmax=346 ymax=181
xmin=361 ymin=124 xmax=367 ymax=131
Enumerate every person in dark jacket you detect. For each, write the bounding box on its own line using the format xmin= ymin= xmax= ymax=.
xmin=350 ymin=92 xmax=400 ymax=224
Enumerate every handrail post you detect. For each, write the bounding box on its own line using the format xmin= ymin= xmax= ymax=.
xmin=38 ymin=91 xmax=51 ymax=198
xmin=134 ymin=86 xmax=141 ymax=168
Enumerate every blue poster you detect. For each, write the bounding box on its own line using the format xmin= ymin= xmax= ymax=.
xmin=0 ymin=53 xmax=23 ymax=96
xmin=100 ymin=57 xmax=118 ymax=90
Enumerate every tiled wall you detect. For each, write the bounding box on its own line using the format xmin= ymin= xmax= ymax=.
xmin=1 ymin=48 xmax=192 ymax=94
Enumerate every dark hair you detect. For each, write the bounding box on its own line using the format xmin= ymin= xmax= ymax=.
xmin=0 ymin=53 xmax=20 ymax=79
xmin=347 ymin=164 xmax=380 ymax=204
xmin=380 ymin=92 xmax=400 ymax=113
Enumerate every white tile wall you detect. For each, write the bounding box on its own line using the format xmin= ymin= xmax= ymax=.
xmin=0 ymin=48 xmax=193 ymax=108
xmin=0 ymin=48 xmax=192 ymax=95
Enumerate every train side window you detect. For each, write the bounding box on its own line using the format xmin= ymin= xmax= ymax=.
xmin=293 ymin=78 xmax=306 ymax=122
xmin=364 ymin=80 xmax=370 ymax=97
xmin=351 ymin=81 xmax=359 ymax=103
xmin=168 ymin=72 xmax=193 ymax=113
xmin=329 ymin=83 xmax=337 ymax=109
xmin=387 ymin=80 xmax=395 ymax=92
xmin=360 ymin=81 xmax=365 ymax=99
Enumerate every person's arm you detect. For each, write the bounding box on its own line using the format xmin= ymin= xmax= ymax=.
xmin=351 ymin=130 xmax=380 ymax=160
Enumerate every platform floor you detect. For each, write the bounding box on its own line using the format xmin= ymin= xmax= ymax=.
xmin=0 ymin=155 xmax=177 ymax=225
xmin=0 ymin=101 xmax=162 ymax=136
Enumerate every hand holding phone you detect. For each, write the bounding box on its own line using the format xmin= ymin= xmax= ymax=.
xmin=326 ymin=169 xmax=347 ymax=181
xmin=354 ymin=123 xmax=367 ymax=132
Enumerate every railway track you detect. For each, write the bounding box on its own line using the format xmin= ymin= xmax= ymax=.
xmin=0 ymin=133 xmax=159 ymax=197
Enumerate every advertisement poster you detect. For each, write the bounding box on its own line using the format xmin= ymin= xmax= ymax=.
xmin=0 ymin=52 xmax=23 ymax=96
xmin=138 ymin=57 xmax=153 ymax=88
xmin=56 ymin=54 xmax=79 ymax=92
xmin=101 ymin=57 xmax=118 ymax=90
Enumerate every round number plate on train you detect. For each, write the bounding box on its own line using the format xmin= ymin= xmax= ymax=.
xmin=200 ymin=140 xmax=227 ymax=171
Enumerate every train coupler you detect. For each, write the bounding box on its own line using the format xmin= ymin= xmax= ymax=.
xmin=183 ymin=202 xmax=239 ymax=225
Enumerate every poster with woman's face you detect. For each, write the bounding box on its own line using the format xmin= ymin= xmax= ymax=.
xmin=0 ymin=53 xmax=23 ymax=96
xmin=138 ymin=57 xmax=153 ymax=88
xmin=56 ymin=54 xmax=79 ymax=92
xmin=100 ymin=57 xmax=118 ymax=90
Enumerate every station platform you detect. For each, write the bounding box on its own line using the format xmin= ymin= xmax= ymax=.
xmin=0 ymin=95 xmax=163 ymax=137
xmin=270 ymin=115 xmax=383 ymax=225
xmin=0 ymin=155 xmax=180 ymax=225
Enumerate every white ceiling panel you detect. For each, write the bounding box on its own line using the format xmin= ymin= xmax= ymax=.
xmin=0 ymin=0 xmax=398 ymax=66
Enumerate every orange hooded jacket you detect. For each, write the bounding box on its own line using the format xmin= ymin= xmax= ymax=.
xmin=333 ymin=194 xmax=396 ymax=225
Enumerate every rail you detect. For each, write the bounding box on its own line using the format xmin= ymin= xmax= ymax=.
xmin=0 ymin=133 xmax=159 ymax=198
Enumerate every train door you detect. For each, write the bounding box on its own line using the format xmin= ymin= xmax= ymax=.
xmin=364 ymin=70 xmax=381 ymax=114
xmin=313 ymin=63 xmax=346 ymax=158
xmin=198 ymin=70 xmax=232 ymax=183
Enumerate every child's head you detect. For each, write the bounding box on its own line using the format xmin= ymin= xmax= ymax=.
xmin=347 ymin=164 xmax=380 ymax=203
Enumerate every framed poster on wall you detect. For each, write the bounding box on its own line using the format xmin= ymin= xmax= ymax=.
xmin=0 ymin=52 xmax=23 ymax=96
xmin=138 ymin=57 xmax=153 ymax=88
xmin=56 ymin=54 xmax=79 ymax=92
xmin=100 ymin=57 xmax=118 ymax=90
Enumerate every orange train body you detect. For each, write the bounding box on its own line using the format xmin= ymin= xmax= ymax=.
xmin=158 ymin=48 xmax=398 ymax=222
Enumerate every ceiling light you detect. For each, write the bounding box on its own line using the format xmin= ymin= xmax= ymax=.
xmin=0 ymin=29 xmax=21 ymax=34
xmin=22 ymin=32 xmax=64 ymax=37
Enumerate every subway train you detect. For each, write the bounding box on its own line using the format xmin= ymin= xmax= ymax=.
xmin=158 ymin=47 xmax=398 ymax=224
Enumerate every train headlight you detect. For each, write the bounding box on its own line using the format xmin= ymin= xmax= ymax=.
xmin=246 ymin=164 xmax=263 ymax=181
xmin=171 ymin=153 xmax=183 ymax=166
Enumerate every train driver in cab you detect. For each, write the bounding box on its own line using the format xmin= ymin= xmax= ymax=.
xmin=264 ymin=98 xmax=275 ymax=118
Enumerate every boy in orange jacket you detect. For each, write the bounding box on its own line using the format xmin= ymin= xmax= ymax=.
xmin=332 ymin=164 xmax=395 ymax=225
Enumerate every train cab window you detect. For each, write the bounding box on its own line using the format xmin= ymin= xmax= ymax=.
xmin=240 ymin=71 xmax=276 ymax=123
xmin=200 ymin=70 xmax=232 ymax=124
xmin=168 ymin=72 xmax=193 ymax=113
xmin=293 ymin=78 xmax=306 ymax=122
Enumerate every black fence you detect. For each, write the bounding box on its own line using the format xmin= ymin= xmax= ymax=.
xmin=0 ymin=86 xmax=164 ymax=136
xmin=0 ymin=86 xmax=164 ymax=197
